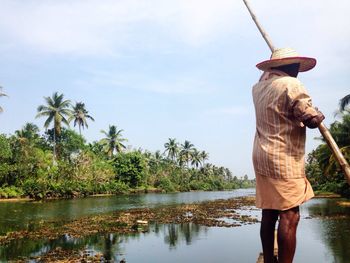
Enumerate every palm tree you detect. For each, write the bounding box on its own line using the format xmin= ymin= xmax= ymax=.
xmin=154 ymin=150 xmax=163 ymax=162
xmin=316 ymin=113 xmax=350 ymax=176
xmin=340 ymin=94 xmax=350 ymax=112
xmin=200 ymin=151 xmax=209 ymax=167
xmin=23 ymin=123 xmax=39 ymax=137
xmin=201 ymin=163 xmax=214 ymax=176
xmin=36 ymin=92 xmax=72 ymax=137
xmin=0 ymin=87 xmax=8 ymax=113
xmin=100 ymin=125 xmax=127 ymax=158
xmin=179 ymin=140 xmax=194 ymax=167
xmin=191 ymin=149 xmax=201 ymax=169
xmin=69 ymin=102 xmax=95 ymax=135
xmin=14 ymin=123 xmax=40 ymax=157
xmin=142 ymin=150 xmax=152 ymax=160
xmin=36 ymin=92 xmax=72 ymax=160
xmin=225 ymin=168 xmax=233 ymax=180
xmin=15 ymin=123 xmax=40 ymax=142
xmin=164 ymin=138 xmax=179 ymax=162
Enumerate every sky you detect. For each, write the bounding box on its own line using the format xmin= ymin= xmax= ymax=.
xmin=0 ymin=0 xmax=349 ymax=178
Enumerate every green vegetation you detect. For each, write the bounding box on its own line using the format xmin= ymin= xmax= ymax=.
xmin=70 ymin=102 xmax=95 ymax=135
xmin=339 ymin=94 xmax=350 ymax=112
xmin=306 ymin=96 xmax=350 ymax=197
xmin=0 ymin=92 xmax=254 ymax=199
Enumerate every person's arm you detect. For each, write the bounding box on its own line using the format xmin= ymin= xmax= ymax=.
xmin=286 ymin=78 xmax=325 ymax=129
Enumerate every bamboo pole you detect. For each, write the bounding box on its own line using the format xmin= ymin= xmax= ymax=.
xmin=242 ymin=0 xmax=275 ymax=52
xmin=319 ymin=123 xmax=350 ymax=185
xmin=256 ymin=230 xmax=278 ymax=263
xmin=242 ymin=0 xmax=350 ymax=184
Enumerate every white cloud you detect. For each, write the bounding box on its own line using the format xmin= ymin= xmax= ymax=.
xmin=0 ymin=0 xmax=244 ymax=55
xmin=75 ymin=69 xmax=215 ymax=95
xmin=0 ymin=0 xmax=138 ymax=55
xmin=0 ymin=0 xmax=349 ymax=64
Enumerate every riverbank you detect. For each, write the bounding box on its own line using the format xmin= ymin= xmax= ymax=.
xmin=0 ymin=178 xmax=254 ymax=200
xmin=0 ymin=186 xmax=252 ymax=203
xmin=0 ymin=189 xmax=344 ymax=203
xmin=314 ymin=191 xmax=341 ymax=198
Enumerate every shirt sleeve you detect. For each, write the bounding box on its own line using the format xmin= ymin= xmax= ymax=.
xmin=285 ymin=78 xmax=318 ymax=124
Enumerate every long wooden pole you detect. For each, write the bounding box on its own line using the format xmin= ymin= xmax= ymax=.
xmin=242 ymin=0 xmax=275 ymax=52
xmin=319 ymin=123 xmax=350 ymax=184
xmin=242 ymin=0 xmax=350 ymax=185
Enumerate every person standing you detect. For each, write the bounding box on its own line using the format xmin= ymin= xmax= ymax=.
xmin=252 ymin=48 xmax=325 ymax=263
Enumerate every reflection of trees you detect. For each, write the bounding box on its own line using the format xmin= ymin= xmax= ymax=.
xmin=163 ymin=223 xmax=207 ymax=248
xmin=1 ymin=233 xmax=130 ymax=262
xmin=307 ymin=199 xmax=349 ymax=216
xmin=0 ymin=238 xmax=48 ymax=260
xmin=0 ymin=201 xmax=50 ymax=235
xmin=90 ymin=233 xmax=141 ymax=262
xmin=1 ymin=222 xmax=209 ymax=261
xmin=0 ymin=234 xmax=96 ymax=261
xmin=165 ymin=224 xmax=178 ymax=247
xmin=307 ymin=199 xmax=350 ymax=263
xmin=90 ymin=233 xmax=121 ymax=262
xmin=0 ymin=194 xmax=148 ymax=236
xmin=103 ymin=234 xmax=114 ymax=261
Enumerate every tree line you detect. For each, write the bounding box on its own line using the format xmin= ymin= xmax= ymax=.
xmin=0 ymin=90 xmax=254 ymax=199
xmin=306 ymin=94 xmax=350 ymax=197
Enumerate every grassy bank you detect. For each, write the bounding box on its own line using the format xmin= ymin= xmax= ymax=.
xmin=0 ymin=177 xmax=254 ymax=200
xmin=314 ymin=190 xmax=341 ymax=198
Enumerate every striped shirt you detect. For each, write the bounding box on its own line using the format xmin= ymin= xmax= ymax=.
xmin=252 ymin=70 xmax=318 ymax=179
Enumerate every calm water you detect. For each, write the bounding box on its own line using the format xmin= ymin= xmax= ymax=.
xmin=0 ymin=189 xmax=254 ymax=235
xmin=0 ymin=189 xmax=349 ymax=263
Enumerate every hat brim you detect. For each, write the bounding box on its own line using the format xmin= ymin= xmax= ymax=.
xmin=256 ymin=57 xmax=317 ymax=72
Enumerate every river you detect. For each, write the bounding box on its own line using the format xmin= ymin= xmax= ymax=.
xmin=0 ymin=189 xmax=349 ymax=262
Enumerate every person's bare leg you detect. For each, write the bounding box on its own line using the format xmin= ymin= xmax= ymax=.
xmin=278 ymin=206 xmax=300 ymax=263
xmin=261 ymin=209 xmax=279 ymax=263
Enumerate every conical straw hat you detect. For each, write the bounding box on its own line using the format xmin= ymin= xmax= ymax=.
xmin=256 ymin=48 xmax=316 ymax=72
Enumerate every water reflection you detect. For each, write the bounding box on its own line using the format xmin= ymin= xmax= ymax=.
xmin=1 ymin=193 xmax=350 ymax=263
xmin=0 ymin=223 xmax=209 ymax=262
xmin=163 ymin=223 xmax=207 ymax=248
xmin=305 ymin=199 xmax=350 ymax=263
xmin=0 ymin=189 xmax=254 ymax=235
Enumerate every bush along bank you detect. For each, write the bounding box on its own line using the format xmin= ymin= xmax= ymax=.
xmin=0 ymin=131 xmax=254 ymax=200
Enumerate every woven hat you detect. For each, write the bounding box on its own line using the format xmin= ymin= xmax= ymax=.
xmin=256 ymin=47 xmax=316 ymax=72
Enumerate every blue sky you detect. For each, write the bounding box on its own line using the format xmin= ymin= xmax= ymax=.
xmin=0 ymin=0 xmax=349 ymax=178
